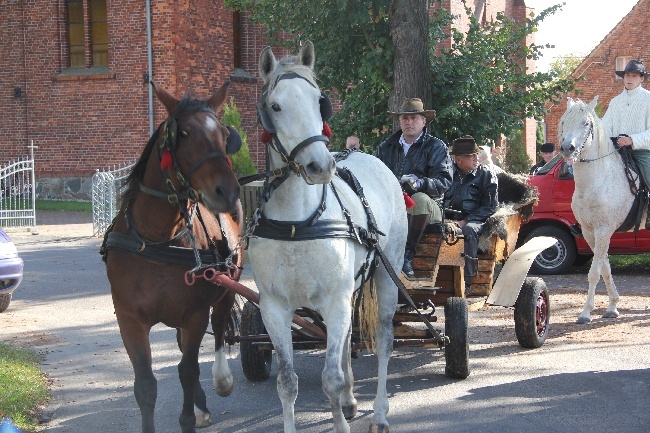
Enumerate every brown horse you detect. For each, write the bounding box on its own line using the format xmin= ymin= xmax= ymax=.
xmin=102 ymin=81 xmax=243 ymax=433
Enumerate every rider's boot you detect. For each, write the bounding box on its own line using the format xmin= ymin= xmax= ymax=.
xmin=464 ymin=255 xmax=478 ymax=296
xmin=402 ymin=214 xmax=429 ymax=277
xmin=570 ymin=222 xmax=583 ymax=237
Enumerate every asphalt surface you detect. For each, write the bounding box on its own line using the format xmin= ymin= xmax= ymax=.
xmin=2 ymin=212 xmax=650 ymax=433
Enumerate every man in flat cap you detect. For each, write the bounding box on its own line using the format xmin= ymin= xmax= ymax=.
xmin=444 ymin=136 xmax=499 ymax=295
xmin=375 ymin=98 xmax=453 ymax=277
xmin=530 ymin=142 xmax=556 ymax=175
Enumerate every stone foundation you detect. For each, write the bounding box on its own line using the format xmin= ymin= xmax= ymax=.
xmin=36 ymin=176 xmax=93 ymax=201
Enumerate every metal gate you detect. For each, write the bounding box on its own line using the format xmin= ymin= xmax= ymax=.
xmin=0 ymin=148 xmax=36 ymax=229
xmin=92 ymin=162 xmax=135 ymax=236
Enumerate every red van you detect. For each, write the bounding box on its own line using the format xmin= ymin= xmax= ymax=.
xmin=518 ymin=154 xmax=650 ymax=274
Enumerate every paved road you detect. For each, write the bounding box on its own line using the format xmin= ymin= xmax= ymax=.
xmin=2 ymin=228 xmax=650 ymax=433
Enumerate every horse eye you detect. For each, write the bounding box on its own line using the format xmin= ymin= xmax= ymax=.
xmin=271 ymin=103 xmax=281 ymax=112
xmin=179 ymin=130 xmax=188 ymax=138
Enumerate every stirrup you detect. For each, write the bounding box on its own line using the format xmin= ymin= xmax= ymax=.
xmin=569 ymin=223 xmax=583 ymax=238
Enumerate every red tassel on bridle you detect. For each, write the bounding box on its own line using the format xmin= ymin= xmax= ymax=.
xmin=160 ymin=150 xmax=173 ymax=170
xmin=403 ymin=192 xmax=415 ymax=209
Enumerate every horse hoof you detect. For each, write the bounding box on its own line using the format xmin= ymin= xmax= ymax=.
xmin=215 ymin=379 xmax=234 ymax=397
xmin=576 ymin=316 xmax=591 ymax=324
xmin=368 ymin=423 xmax=389 ymax=433
xmin=343 ymin=402 xmax=358 ymax=420
xmin=194 ymin=408 xmax=212 ymax=428
xmin=603 ymin=311 xmax=619 ymax=319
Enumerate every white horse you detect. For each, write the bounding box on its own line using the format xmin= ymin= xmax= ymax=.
xmin=558 ymin=97 xmax=646 ymax=324
xmin=247 ymin=42 xmax=407 ymax=433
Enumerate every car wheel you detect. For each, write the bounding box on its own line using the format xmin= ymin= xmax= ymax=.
xmin=0 ymin=293 xmax=11 ymax=313
xmin=525 ymin=226 xmax=577 ymax=275
xmin=514 ymin=277 xmax=550 ymax=348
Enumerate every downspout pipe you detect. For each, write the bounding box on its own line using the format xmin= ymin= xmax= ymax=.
xmin=146 ymin=0 xmax=154 ymax=135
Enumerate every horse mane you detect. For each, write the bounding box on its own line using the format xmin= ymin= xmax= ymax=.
xmin=121 ymin=96 xmax=211 ymax=205
xmin=265 ymin=56 xmax=319 ymax=92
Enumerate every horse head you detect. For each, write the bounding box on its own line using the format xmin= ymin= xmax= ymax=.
xmin=257 ymin=41 xmax=336 ymax=185
xmin=151 ymin=81 xmax=241 ymax=213
xmin=558 ymin=96 xmax=599 ymax=165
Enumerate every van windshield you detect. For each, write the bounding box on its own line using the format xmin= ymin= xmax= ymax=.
xmin=533 ymin=153 xmax=563 ymax=175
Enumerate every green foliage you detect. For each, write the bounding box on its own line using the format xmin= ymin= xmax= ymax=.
xmin=0 ymin=343 xmax=49 ymax=433
xmin=428 ymin=2 xmax=577 ymax=145
xmin=224 ymin=0 xmax=578 ymax=154
xmin=222 ymin=98 xmax=258 ymax=176
xmin=503 ymin=130 xmax=532 ymax=174
xmin=36 ymin=200 xmax=91 ymax=211
xmin=549 ymin=54 xmax=583 ymax=81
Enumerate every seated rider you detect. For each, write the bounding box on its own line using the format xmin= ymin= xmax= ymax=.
xmin=530 ymin=142 xmax=556 ymax=175
xmin=444 ymin=136 xmax=499 ymax=294
xmin=375 ymin=98 xmax=453 ymax=277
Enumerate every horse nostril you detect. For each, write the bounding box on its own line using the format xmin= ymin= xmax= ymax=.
xmin=306 ymin=162 xmax=322 ymax=175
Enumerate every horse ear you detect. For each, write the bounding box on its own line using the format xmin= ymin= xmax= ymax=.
xmin=151 ymin=80 xmax=179 ymax=114
xmin=207 ymin=81 xmax=231 ymax=114
xmin=567 ymin=97 xmax=575 ymax=109
xmin=298 ymin=41 xmax=315 ymax=70
xmin=587 ymin=96 xmax=599 ymax=111
xmin=259 ymin=46 xmax=276 ymax=81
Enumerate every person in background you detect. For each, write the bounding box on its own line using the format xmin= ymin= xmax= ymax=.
xmin=346 ymin=135 xmax=361 ymax=150
xmin=530 ymin=142 xmax=556 ymax=175
xmin=375 ymin=98 xmax=453 ymax=277
xmin=444 ymin=136 xmax=499 ymax=295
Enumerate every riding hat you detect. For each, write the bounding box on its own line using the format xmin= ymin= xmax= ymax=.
xmin=540 ymin=142 xmax=555 ymax=153
xmin=450 ymin=136 xmax=480 ymax=155
xmin=615 ymin=59 xmax=647 ymax=78
xmin=389 ymin=98 xmax=436 ymax=121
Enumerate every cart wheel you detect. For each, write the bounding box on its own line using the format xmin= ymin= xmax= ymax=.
xmin=514 ymin=277 xmax=550 ymax=348
xmin=240 ymin=301 xmax=272 ymax=381
xmin=0 ymin=293 xmax=11 ymax=313
xmin=444 ymin=297 xmax=469 ymax=379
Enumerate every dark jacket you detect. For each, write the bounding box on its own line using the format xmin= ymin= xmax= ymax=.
xmin=374 ymin=129 xmax=453 ymax=198
xmin=444 ymin=164 xmax=499 ymax=223
xmin=529 ymin=161 xmax=545 ymax=175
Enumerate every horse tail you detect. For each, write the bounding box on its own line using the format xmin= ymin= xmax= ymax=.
xmin=353 ymin=278 xmax=379 ymax=353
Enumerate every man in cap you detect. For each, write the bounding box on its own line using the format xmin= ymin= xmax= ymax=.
xmin=375 ymin=98 xmax=453 ymax=277
xmin=570 ymin=59 xmax=650 ymax=236
xmin=444 ymin=136 xmax=499 ymax=295
xmin=530 ymin=142 xmax=557 ymax=175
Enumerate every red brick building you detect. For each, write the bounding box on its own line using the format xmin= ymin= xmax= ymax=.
xmin=2 ymin=0 xmax=535 ymax=200
xmin=542 ymin=0 xmax=649 ymax=148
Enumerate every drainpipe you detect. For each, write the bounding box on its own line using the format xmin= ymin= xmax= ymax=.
xmin=145 ymin=0 xmax=154 ymax=135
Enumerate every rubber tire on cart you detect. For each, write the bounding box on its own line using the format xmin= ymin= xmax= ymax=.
xmin=525 ymin=226 xmax=577 ymax=275
xmin=444 ymin=297 xmax=469 ymax=379
xmin=0 ymin=293 xmax=11 ymax=313
xmin=514 ymin=277 xmax=550 ymax=348
xmin=240 ymin=301 xmax=272 ymax=382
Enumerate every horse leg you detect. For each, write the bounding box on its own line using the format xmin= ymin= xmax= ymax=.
xmin=259 ymin=297 xmax=298 ymax=433
xmin=175 ymin=327 xmax=212 ymax=428
xmin=321 ymin=299 xmax=353 ymax=433
xmin=600 ymin=253 xmax=620 ymax=319
xmin=368 ymin=266 xmax=398 ymax=432
xmin=210 ymin=292 xmax=236 ymax=397
xmin=117 ymin=317 xmax=157 ymax=433
xmin=340 ymin=322 xmax=358 ymax=420
xmin=177 ymin=317 xmax=210 ymax=433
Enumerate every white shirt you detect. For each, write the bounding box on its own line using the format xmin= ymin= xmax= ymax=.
xmin=601 ymin=85 xmax=650 ymax=151
xmin=400 ymin=131 xmax=424 ymax=154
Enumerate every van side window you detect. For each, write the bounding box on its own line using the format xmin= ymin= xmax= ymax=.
xmin=558 ymin=162 xmax=574 ymax=180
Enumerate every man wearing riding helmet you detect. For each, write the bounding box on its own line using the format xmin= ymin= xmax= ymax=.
xmin=375 ymin=98 xmax=453 ymax=277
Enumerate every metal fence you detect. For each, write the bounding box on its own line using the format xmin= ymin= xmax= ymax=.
xmin=92 ymin=162 xmax=135 ymax=236
xmin=0 ymin=147 xmax=36 ymax=229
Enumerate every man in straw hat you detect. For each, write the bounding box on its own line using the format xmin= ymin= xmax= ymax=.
xmin=569 ymin=59 xmax=650 ymax=236
xmin=444 ymin=136 xmax=499 ymax=295
xmin=530 ymin=142 xmax=557 ymax=175
xmin=375 ymin=98 xmax=453 ymax=277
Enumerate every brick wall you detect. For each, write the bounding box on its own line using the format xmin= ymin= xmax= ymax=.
xmin=543 ymin=0 xmax=650 ymax=149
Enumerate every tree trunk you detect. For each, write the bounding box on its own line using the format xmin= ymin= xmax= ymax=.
xmin=389 ymin=0 xmax=431 ymax=131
